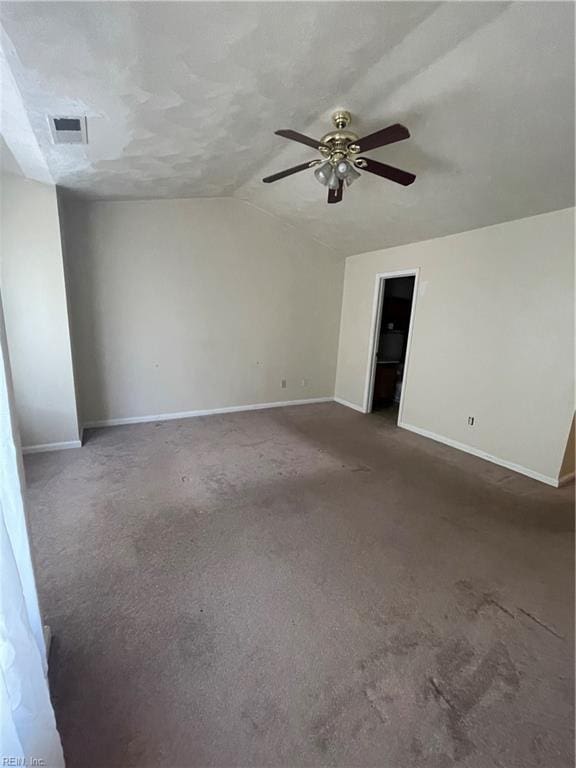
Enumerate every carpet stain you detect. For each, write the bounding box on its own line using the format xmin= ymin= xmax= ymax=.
xmin=517 ymin=606 xmax=564 ymax=640
xmin=431 ymin=639 xmax=521 ymax=762
xmin=455 ymin=578 xmax=518 ymax=622
xmin=241 ymin=693 xmax=283 ymax=735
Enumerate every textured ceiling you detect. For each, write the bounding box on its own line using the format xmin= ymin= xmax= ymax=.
xmin=1 ymin=1 xmax=574 ymax=255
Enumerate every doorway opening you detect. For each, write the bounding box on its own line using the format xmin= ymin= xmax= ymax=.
xmin=366 ymin=271 xmax=418 ymax=421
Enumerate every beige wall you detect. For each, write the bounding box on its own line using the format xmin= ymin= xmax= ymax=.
xmin=0 ymin=175 xmax=80 ymax=448
xmin=61 ymin=197 xmax=344 ymax=424
xmin=336 ymin=208 xmax=575 ymax=483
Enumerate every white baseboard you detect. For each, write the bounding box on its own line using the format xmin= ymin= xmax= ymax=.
xmin=22 ymin=439 xmax=82 ymax=455
xmin=82 ymin=397 xmax=334 ymax=429
xmin=398 ymin=421 xmax=560 ymax=487
xmin=558 ymin=471 xmax=575 ymax=486
xmin=334 ymin=397 xmax=367 ymax=414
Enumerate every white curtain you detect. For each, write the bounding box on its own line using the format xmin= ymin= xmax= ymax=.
xmin=0 ymin=298 xmax=64 ymax=766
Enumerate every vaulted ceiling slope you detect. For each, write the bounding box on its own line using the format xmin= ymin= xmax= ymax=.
xmin=1 ymin=2 xmax=574 ymax=256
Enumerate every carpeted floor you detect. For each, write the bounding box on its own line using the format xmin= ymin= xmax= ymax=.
xmin=25 ymin=402 xmax=574 ymax=768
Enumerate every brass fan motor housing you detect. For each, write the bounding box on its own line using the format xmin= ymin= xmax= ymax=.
xmin=320 ymin=129 xmax=359 ymax=146
xmin=320 ymin=112 xmax=360 ymax=163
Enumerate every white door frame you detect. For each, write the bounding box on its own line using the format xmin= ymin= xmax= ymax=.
xmin=362 ymin=268 xmax=420 ymax=423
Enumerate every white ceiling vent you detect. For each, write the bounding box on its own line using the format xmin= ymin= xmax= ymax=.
xmin=48 ymin=116 xmax=87 ymax=145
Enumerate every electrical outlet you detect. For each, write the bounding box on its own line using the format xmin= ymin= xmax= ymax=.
xmin=281 ymin=379 xmax=287 ymax=389
xmin=468 ymin=416 xmax=475 ymax=426
xmin=301 ymin=378 xmax=308 ymax=387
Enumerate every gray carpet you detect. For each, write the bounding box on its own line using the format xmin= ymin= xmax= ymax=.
xmin=24 ymin=402 xmax=574 ymax=768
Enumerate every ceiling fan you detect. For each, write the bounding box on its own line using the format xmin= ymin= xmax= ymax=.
xmin=262 ymin=110 xmax=416 ymax=204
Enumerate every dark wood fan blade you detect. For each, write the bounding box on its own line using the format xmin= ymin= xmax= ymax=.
xmin=327 ymin=180 xmax=344 ymax=204
xmin=262 ymin=161 xmax=315 ymax=183
xmin=275 ymin=129 xmax=325 ymax=150
xmin=357 ymin=157 xmax=415 ymax=186
xmin=353 ymin=124 xmax=410 ymax=153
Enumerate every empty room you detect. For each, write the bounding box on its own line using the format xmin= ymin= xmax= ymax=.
xmin=0 ymin=2 xmax=574 ymax=767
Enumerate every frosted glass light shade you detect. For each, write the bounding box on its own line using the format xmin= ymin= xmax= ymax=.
xmin=328 ymin=169 xmax=340 ymax=190
xmin=336 ymin=160 xmax=352 ymax=179
xmin=344 ymin=165 xmax=361 ymax=186
xmin=335 ymin=160 xmax=361 ymax=186
xmin=314 ymin=161 xmax=332 ymax=186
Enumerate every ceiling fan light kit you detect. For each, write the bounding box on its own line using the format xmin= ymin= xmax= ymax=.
xmin=263 ymin=110 xmax=416 ymax=204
